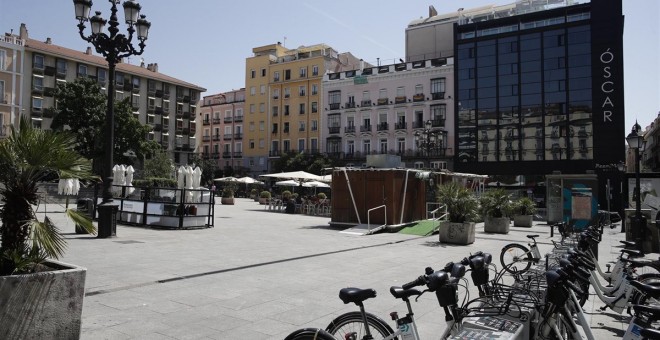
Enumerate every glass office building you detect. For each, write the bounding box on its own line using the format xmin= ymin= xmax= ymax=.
xmin=453 ymin=0 xmax=625 ymax=208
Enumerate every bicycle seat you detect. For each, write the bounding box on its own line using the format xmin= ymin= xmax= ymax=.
xmin=526 ymin=234 xmax=539 ymax=240
xmin=389 ymin=286 xmax=422 ymax=300
xmin=621 ymin=248 xmax=644 ymax=258
xmin=641 ymin=328 xmax=660 ymax=340
xmin=339 ymin=287 xmax=377 ymax=305
xmin=621 ymin=257 xmax=653 ymax=268
xmin=633 ymin=304 xmax=660 ymax=321
xmin=630 ymin=281 xmax=660 ymax=299
xmin=620 ymin=240 xmax=637 ymax=248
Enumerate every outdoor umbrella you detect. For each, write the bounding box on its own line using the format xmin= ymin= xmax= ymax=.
xmin=260 ymin=171 xmax=323 ymax=182
xmin=236 ymin=176 xmax=264 ymax=194
xmin=302 ymin=180 xmax=330 ymax=194
xmin=275 ymin=179 xmax=300 ymax=187
xmin=125 ymin=165 xmax=135 ymax=196
xmin=192 ymin=166 xmax=203 ymax=202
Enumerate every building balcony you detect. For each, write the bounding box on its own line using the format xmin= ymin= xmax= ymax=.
xmin=329 ymin=103 xmax=340 ymax=110
xmin=182 ymin=111 xmax=191 ymax=119
xmin=161 ymin=140 xmax=169 ymax=148
xmin=269 ymin=150 xmax=281 ymax=157
xmin=394 ymin=96 xmax=407 ymax=104
xmin=42 ymin=107 xmax=56 ymax=118
xmin=212 ymin=118 xmax=221 ymax=124
xmin=431 ymin=118 xmax=446 ymax=128
xmin=233 ymin=133 xmax=242 ymax=139
xmin=222 ymin=152 xmax=231 ymax=159
xmin=431 ymin=92 xmax=445 ymax=100
xmin=345 ymin=102 xmax=356 ymax=109
xmin=212 ymin=134 xmax=221 ymax=141
xmin=233 ymin=152 xmax=243 ymax=158
xmin=203 ymin=135 xmax=211 ymax=142
xmin=377 ymin=98 xmax=389 ymax=106
xmin=329 ymin=126 xmax=340 ymax=134
xmin=224 ymin=134 xmax=232 ymax=141
xmin=153 ymin=124 xmax=162 ymax=131
xmin=361 ymin=100 xmax=372 ymax=107
xmin=395 ymin=122 xmax=407 ymax=130
xmin=234 ymin=115 xmax=243 ymax=122
xmin=376 ymin=122 xmax=389 ymax=131
xmin=413 ymin=94 xmax=425 ymax=102
xmin=203 ymin=119 xmax=210 ymax=125
xmin=224 ymin=117 xmax=233 ymax=123
xmin=31 ymin=108 xmax=43 ymax=117
xmin=360 ymin=125 xmax=371 ymax=132
xmin=202 ymin=152 xmax=210 ymax=160
xmin=344 ymin=126 xmax=356 ymax=133
xmin=212 ymin=152 xmax=220 ymax=159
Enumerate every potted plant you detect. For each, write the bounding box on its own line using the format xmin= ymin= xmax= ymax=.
xmin=259 ymin=190 xmax=271 ymax=205
xmin=512 ymin=197 xmax=537 ymax=228
xmin=435 ymin=182 xmax=479 ymax=245
xmin=221 ymin=183 xmax=236 ymax=205
xmin=317 ymin=192 xmax=327 ymax=200
xmin=250 ymin=188 xmax=259 ymax=201
xmin=281 ymin=190 xmax=292 ymax=202
xmin=0 ymin=117 xmax=96 ymax=339
xmin=480 ymin=188 xmax=513 ymax=234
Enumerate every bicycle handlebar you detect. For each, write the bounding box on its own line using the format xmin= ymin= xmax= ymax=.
xmin=402 ymin=275 xmax=428 ymax=290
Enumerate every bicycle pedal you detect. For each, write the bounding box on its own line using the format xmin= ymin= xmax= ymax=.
xmin=599 ymin=305 xmax=608 ymax=312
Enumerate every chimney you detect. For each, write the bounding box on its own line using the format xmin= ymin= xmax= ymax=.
xmin=19 ymin=23 xmax=28 ymax=40
xmin=140 ymin=58 xmax=145 ymax=67
xmin=45 ymin=37 xmax=52 ymax=44
xmin=429 ymin=5 xmax=438 ymax=17
xmin=85 ymin=46 xmax=92 ymax=55
xmin=359 ymin=59 xmax=364 ymax=72
xmin=147 ymin=63 xmax=158 ymax=72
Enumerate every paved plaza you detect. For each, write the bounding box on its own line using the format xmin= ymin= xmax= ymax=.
xmin=38 ymin=198 xmax=631 ymax=339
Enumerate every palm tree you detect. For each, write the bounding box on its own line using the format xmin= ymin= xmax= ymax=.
xmin=0 ymin=117 xmax=97 ymax=275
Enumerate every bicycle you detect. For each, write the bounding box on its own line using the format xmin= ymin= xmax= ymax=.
xmin=500 ymin=234 xmax=544 ymax=274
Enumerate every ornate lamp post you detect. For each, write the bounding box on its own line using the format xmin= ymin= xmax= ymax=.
xmin=625 ymin=122 xmax=646 ymax=251
xmin=414 ymin=120 xmax=443 ymax=168
xmin=73 ymin=0 xmax=151 ymax=238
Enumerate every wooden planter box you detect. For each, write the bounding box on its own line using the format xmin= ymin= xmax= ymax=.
xmin=484 ymin=216 xmax=510 ymax=234
xmin=438 ymin=221 xmax=476 ymax=245
xmin=221 ymin=197 xmax=235 ymax=205
xmin=513 ymin=215 xmax=533 ymax=228
xmin=0 ymin=259 xmax=86 ymax=339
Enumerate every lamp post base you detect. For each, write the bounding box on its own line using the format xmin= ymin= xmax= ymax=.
xmin=97 ymin=203 xmax=118 ymax=238
xmin=632 ymin=214 xmax=647 ymax=253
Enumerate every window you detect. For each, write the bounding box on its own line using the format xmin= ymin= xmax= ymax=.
xmin=284 ymin=122 xmax=290 ymax=133
xmin=250 ymin=69 xmax=256 ymax=78
xmin=311 ymin=120 xmax=318 ymax=131
xmin=312 ymin=65 xmax=319 ymax=76
xmin=32 ymin=96 xmax=43 ymax=111
xmin=274 ymin=71 xmax=280 ymax=82
xmin=272 ymin=106 xmax=279 ymax=116
xmin=299 ymin=121 xmax=306 ymax=132
xmin=77 ymin=64 xmax=88 ymax=77
xmin=273 ymin=88 xmax=280 ymax=99
xmin=380 ymin=139 xmax=388 ymax=153
xmin=347 ymin=140 xmax=355 ymax=155
xmin=329 ymin=91 xmax=341 ymax=105
xmin=396 ymin=87 xmax=405 ymax=97
xmin=300 ymin=67 xmax=307 ymax=78
xmin=272 ymin=123 xmax=278 ymax=133
xmin=132 ymin=94 xmax=140 ymax=109
xmin=0 ymin=50 xmax=5 ymax=70
xmin=415 ymin=84 xmax=423 ymax=95
xmin=33 ymin=54 xmax=44 ymax=69
xmin=250 ymin=86 xmax=256 ymax=96
xmin=259 ymin=121 xmax=265 ymax=131
xmin=250 ymin=104 xmax=255 ymax=113
xmin=363 ymin=140 xmax=371 ymax=154
xmin=261 ymin=68 xmax=266 ymax=77
xmin=249 ymin=122 xmax=255 ymax=131
xmin=56 ymin=59 xmax=67 ymax=75
xmin=32 ymin=75 xmax=44 ymax=91
xmin=397 ymin=138 xmax=405 ymax=153
xmin=299 ymin=85 xmax=306 ymax=96
xmin=259 ymin=139 xmax=265 ymax=148
xmin=284 ymin=87 xmax=290 ymax=98
xmin=259 ymin=103 xmax=265 ymax=113
xmin=285 ymin=69 xmax=291 ymax=80
xmin=284 ymin=104 xmax=290 ymax=115
xmin=260 ymin=85 xmax=266 ymax=95
xmin=299 ymin=103 xmax=305 ymax=114
xmin=379 ymin=89 xmax=387 ymax=99
xmin=0 ymin=81 xmax=4 ymax=103
xmin=311 ymin=84 xmax=318 ymax=95
xmin=115 ymin=72 xmax=124 ymax=86
xmin=311 ymin=102 xmax=318 ymax=113
xmin=431 ymin=78 xmax=446 ymax=94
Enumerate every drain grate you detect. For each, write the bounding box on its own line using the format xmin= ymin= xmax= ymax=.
xmin=113 ymin=240 xmax=144 ymax=244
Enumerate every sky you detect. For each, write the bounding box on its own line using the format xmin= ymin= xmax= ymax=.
xmin=1 ymin=0 xmax=658 ymax=132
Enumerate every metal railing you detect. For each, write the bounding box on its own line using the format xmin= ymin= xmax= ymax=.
xmin=367 ymin=205 xmax=387 ymax=234
xmin=426 ymin=203 xmax=448 ymax=221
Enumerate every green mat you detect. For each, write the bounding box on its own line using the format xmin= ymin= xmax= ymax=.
xmin=398 ymin=220 xmax=440 ymax=236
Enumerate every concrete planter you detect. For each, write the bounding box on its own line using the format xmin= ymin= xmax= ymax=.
xmin=484 ymin=216 xmax=510 ymax=234
xmin=0 ymin=259 xmax=86 ymax=339
xmin=439 ymin=221 xmax=476 ymax=245
xmin=221 ymin=197 xmax=235 ymax=205
xmin=513 ymin=215 xmax=534 ymax=228
xmin=259 ymin=197 xmax=270 ymax=205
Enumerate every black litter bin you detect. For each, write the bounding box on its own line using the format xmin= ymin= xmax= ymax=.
xmin=285 ymin=200 xmax=296 ymax=214
xmin=75 ymin=198 xmax=93 ymax=234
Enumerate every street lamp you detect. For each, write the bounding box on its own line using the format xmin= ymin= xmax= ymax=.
xmin=625 ymin=122 xmax=646 ymax=251
xmin=74 ymin=0 xmax=151 ymax=238
xmin=415 ymin=120 xmax=443 ymax=168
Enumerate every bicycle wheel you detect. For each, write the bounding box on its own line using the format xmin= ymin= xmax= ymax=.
xmin=284 ymin=328 xmax=336 ymax=340
xmin=500 ymin=243 xmax=533 ymax=274
xmin=325 ymin=311 xmax=397 ymax=340
xmin=631 ymin=274 xmax=660 ymax=306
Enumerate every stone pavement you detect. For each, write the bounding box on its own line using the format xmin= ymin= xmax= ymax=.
xmin=36 ymin=199 xmax=632 ymax=339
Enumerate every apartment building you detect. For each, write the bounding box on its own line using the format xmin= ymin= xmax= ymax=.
xmin=244 ymin=42 xmax=361 ymax=175
xmin=0 ymin=33 xmax=25 ymax=137
xmin=322 ymin=57 xmax=455 ymax=170
xmin=199 ymin=89 xmax=245 ymax=171
xmin=10 ymin=24 xmax=206 ymax=165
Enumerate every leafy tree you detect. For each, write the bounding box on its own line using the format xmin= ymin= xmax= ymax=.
xmin=272 ymin=152 xmax=334 ymax=175
xmin=143 ymin=148 xmax=174 ymax=179
xmin=189 ymin=154 xmax=219 ymax=186
xmin=50 ymin=77 xmax=158 ymax=174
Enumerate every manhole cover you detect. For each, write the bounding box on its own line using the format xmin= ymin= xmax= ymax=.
xmin=113 ymin=240 xmax=144 ymax=244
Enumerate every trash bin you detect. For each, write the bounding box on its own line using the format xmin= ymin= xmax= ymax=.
xmin=75 ymin=198 xmax=93 ymax=234
xmin=285 ymin=200 xmax=296 ymax=214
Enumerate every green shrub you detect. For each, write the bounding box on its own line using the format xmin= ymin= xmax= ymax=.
xmin=480 ymin=188 xmax=514 ymax=218
xmin=512 ymin=197 xmax=537 ymax=216
xmin=282 ymin=190 xmax=292 ymax=200
xmin=317 ymin=192 xmax=327 ymax=200
xmin=436 ymin=182 xmax=479 ymax=223
xmin=133 ymin=177 xmax=177 ymax=188
xmin=260 ymin=190 xmax=271 ymax=198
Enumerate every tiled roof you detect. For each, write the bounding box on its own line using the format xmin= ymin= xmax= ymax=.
xmin=25 ymin=38 xmax=206 ymax=92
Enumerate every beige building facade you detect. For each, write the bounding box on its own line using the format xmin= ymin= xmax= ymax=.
xmin=199 ymin=89 xmax=245 ymax=172
xmin=7 ymin=24 xmax=206 ymax=165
